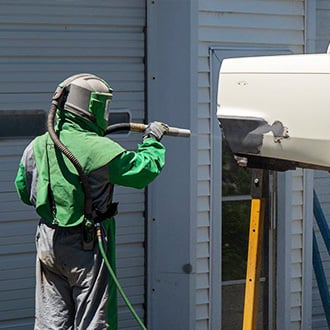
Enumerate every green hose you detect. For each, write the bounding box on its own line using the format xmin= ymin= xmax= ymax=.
xmin=96 ymin=224 xmax=147 ymax=330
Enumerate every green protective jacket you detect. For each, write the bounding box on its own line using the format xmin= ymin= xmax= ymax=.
xmin=14 ymin=111 xmax=165 ymax=329
xmin=15 ymin=112 xmax=166 ymax=227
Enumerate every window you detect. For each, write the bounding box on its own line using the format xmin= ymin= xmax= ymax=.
xmin=211 ymin=46 xmax=292 ymax=329
xmin=0 ymin=110 xmax=46 ymax=138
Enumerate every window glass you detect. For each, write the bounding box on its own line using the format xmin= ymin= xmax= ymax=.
xmin=0 ymin=110 xmax=46 ymax=138
xmin=222 ymin=140 xmax=251 ymax=196
xmin=222 ymin=199 xmax=250 ymax=281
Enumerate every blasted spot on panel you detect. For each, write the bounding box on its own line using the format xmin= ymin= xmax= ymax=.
xmin=218 ymin=117 xmax=289 ymax=155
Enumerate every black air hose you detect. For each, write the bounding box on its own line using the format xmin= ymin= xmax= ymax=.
xmin=105 ymin=123 xmax=131 ymax=135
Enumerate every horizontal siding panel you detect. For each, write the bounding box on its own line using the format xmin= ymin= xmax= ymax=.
xmin=196 ymin=302 xmax=209 ymax=320
xmin=197 ymin=228 xmax=210 ymax=243
xmin=0 ymin=81 xmax=144 ymax=95
xmin=0 ymin=70 xmax=144 ymax=85
xmin=198 ymin=104 xmax=211 ymax=119
xmin=199 ymin=27 xmax=304 ymax=45
xmin=199 ymin=0 xmax=304 ymax=15
xmin=291 ymin=278 xmax=302 ymax=292
xmin=0 ymin=220 xmax=36 ymax=237
xmin=198 ymin=181 xmax=211 ymax=196
xmin=292 ymin=191 xmax=303 ymax=205
xmin=116 ymin=223 xmax=144 ymax=237
xmin=291 ymin=248 xmax=302 ymax=263
xmin=197 ymin=288 xmax=210 ymax=304
xmin=196 ymin=319 xmax=208 ymax=330
xmin=198 ymin=118 xmax=212 ymax=135
xmin=196 ymin=242 xmax=210 ymax=258
xmin=198 ymin=87 xmax=211 ymax=104
xmin=199 ymin=42 xmax=302 ymax=59
xmin=118 ymin=308 xmax=145 ymax=329
xmin=196 ymin=258 xmax=210 ymax=274
xmin=198 ymin=72 xmax=210 ymax=89
xmin=197 ymin=211 xmax=211 ymax=227
xmin=0 ymin=307 xmax=34 ymax=324
xmin=0 ymin=277 xmax=35 ymax=293
xmin=198 ymin=150 xmax=211 ymax=166
xmin=117 ymin=283 xmax=143 ymax=299
xmin=198 ymin=135 xmax=211 ymax=149
xmin=199 ymin=56 xmax=210 ymax=73
xmin=316 ymin=9 xmax=330 ymax=37
xmin=292 ymin=206 xmax=303 ymax=221
xmin=0 ymin=96 xmax=145 ymax=116
xmin=0 ymin=200 xmax=36 ymax=213
xmin=197 ymin=273 xmax=209 ymax=289
xmin=0 ymin=0 xmax=144 ymax=8
xmin=197 ymin=165 xmax=211 ymax=181
xmin=291 ymin=292 xmax=302 ymax=307
xmin=1 ymin=296 xmax=34 ymax=314
xmin=0 ymin=239 xmax=34 ymax=255
xmin=116 ymin=232 xmax=144 ymax=245
xmin=0 ymin=37 xmax=144 ymax=59
xmin=0 ymin=263 xmax=35 ymax=284
xmin=0 ymin=13 xmax=144 ymax=28
xmin=117 ymin=276 xmax=144 ymax=290
xmin=115 ymin=217 xmax=144 ymax=230
xmin=0 ymin=31 xmax=144 ymax=44
xmin=116 ymin=266 xmax=144 ymax=280
xmin=0 ymin=142 xmax=31 ymax=156
xmin=199 ymin=12 xmax=303 ymax=30
xmin=292 ymin=175 xmax=304 ymax=191
xmin=318 ymin=0 xmax=330 ymax=9
xmin=291 ymin=235 xmax=302 ymax=249
xmin=0 ymin=63 xmax=144 ymax=75
xmin=292 ymin=223 xmax=303 ymax=235
xmin=197 ymin=196 xmax=210 ymax=212
xmin=291 ymin=263 xmax=302 ymax=277
xmin=0 ymin=323 xmax=34 ymax=330
xmin=0 ymin=211 xmax=37 ymax=222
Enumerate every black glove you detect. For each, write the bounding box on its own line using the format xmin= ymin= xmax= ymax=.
xmin=143 ymin=121 xmax=169 ymax=141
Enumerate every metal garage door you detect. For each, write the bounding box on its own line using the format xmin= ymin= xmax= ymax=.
xmin=0 ymin=1 xmax=146 ymax=328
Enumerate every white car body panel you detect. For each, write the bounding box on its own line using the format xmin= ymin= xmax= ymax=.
xmin=217 ymin=53 xmax=330 ymax=171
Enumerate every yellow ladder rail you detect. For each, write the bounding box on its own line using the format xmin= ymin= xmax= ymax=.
xmin=242 ymin=169 xmax=268 ymax=330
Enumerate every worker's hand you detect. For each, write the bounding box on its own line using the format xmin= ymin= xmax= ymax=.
xmin=143 ymin=121 xmax=169 ymax=141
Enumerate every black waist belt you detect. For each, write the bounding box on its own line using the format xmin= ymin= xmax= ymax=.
xmin=94 ymin=202 xmax=118 ymax=223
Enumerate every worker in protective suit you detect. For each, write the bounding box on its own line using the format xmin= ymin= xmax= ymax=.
xmin=15 ymin=73 xmax=168 ymax=330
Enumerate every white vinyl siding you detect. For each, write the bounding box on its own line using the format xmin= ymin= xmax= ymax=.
xmin=316 ymin=0 xmax=330 ymax=53
xmin=291 ymin=171 xmax=305 ymax=326
xmin=0 ymin=1 xmax=146 ymax=329
xmin=276 ymin=169 xmax=313 ymax=330
xmin=198 ymin=0 xmax=305 ymax=328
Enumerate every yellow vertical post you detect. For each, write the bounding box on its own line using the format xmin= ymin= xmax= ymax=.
xmin=242 ymin=169 xmax=268 ymax=330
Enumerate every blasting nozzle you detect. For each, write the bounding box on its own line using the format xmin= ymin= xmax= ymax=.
xmin=130 ymin=123 xmax=190 ymax=137
xmin=105 ymin=122 xmax=191 ymax=137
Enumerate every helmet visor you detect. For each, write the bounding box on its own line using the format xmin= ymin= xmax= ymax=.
xmin=90 ymin=92 xmax=112 ymax=130
xmin=104 ymin=98 xmax=111 ymax=122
